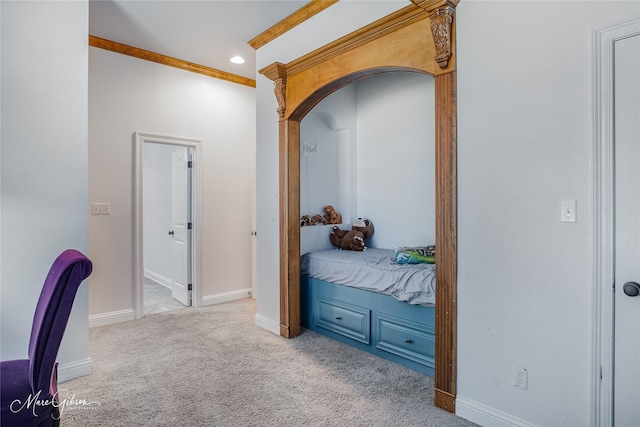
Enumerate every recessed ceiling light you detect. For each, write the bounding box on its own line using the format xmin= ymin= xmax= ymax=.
xmin=230 ymin=56 xmax=245 ymax=64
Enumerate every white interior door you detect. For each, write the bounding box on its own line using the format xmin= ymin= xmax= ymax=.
xmin=170 ymin=147 xmax=191 ymax=306
xmin=614 ymin=33 xmax=640 ymax=427
xmin=250 ymin=150 xmax=257 ymax=299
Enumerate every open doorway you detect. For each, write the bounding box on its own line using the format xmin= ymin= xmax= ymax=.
xmin=143 ymin=142 xmax=191 ymax=314
xmin=133 ymin=133 xmax=202 ymax=319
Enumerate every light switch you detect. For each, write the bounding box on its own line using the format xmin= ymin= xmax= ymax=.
xmin=92 ymin=203 xmax=111 ymax=215
xmin=560 ymin=199 xmax=576 ymax=223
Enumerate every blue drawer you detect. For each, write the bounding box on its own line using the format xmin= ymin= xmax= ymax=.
xmin=315 ymin=297 xmax=370 ymax=344
xmin=374 ymin=312 xmax=435 ymax=368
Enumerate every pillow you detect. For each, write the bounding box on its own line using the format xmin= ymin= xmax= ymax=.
xmin=395 ymin=245 xmax=435 ymax=264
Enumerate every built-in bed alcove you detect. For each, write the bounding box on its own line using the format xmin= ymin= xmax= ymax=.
xmin=260 ymin=0 xmax=458 ymax=412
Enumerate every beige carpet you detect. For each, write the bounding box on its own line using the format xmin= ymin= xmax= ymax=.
xmin=60 ymin=298 xmax=476 ymax=427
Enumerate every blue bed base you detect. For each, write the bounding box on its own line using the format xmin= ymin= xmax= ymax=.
xmin=301 ymin=275 xmax=435 ymax=377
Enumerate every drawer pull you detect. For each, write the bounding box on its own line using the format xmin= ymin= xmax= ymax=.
xmin=405 ymin=339 xmax=414 ymax=344
xmin=335 ymin=317 xmax=342 ymax=320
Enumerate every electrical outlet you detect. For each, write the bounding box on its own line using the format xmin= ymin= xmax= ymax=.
xmin=513 ymin=366 xmax=528 ymax=389
xmin=91 ymin=203 xmax=111 ymax=215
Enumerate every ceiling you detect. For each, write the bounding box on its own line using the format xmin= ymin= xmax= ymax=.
xmin=89 ymin=0 xmax=312 ymax=81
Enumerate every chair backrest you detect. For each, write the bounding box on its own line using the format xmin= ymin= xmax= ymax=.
xmin=27 ymin=249 xmax=92 ymax=394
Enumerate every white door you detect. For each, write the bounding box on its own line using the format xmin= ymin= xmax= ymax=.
xmin=250 ymin=150 xmax=257 ymax=299
xmin=170 ymin=147 xmax=191 ymax=306
xmin=614 ymin=33 xmax=640 ymax=427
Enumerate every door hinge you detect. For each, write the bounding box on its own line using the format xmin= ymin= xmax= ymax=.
xmin=188 ymin=160 xmax=193 ymax=168
xmin=188 ymin=222 xmax=192 ymax=230
xmin=188 ymin=283 xmax=192 ymax=291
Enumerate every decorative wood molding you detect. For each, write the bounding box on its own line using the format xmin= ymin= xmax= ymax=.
xmin=411 ymin=0 xmax=458 ymax=70
xmin=279 ymin=119 xmax=301 ymax=338
xmin=261 ymin=63 xmax=289 ymax=119
xmin=88 ymin=35 xmax=256 ymax=88
xmin=249 ymin=0 xmax=339 ymax=50
xmin=263 ymin=1 xmax=458 ymax=414
xmin=282 ymin=5 xmax=428 ymax=78
xmin=430 ymin=6 xmax=455 ymax=69
xmin=260 ymin=3 xmax=457 ymax=120
xmin=410 ymin=0 xmax=460 ymax=12
xmin=434 ymin=71 xmax=457 ymax=412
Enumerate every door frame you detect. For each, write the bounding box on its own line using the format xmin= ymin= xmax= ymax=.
xmin=133 ymin=132 xmax=202 ymax=318
xmin=592 ymin=14 xmax=640 ymax=427
xmin=259 ymin=1 xmax=458 ymax=412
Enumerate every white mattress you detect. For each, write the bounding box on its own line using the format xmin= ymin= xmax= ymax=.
xmin=300 ymin=248 xmax=436 ymax=306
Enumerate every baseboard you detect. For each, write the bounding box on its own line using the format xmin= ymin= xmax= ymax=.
xmin=89 ymin=308 xmax=136 ymax=328
xmin=254 ymin=312 xmax=280 ymax=335
xmin=57 ymin=357 xmax=92 ymax=383
xmin=201 ymin=288 xmax=252 ymax=306
xmin=456 ymin=396 xmax=538 ymax=427
xmin=144 ymin=269 xmax=171 ymax=288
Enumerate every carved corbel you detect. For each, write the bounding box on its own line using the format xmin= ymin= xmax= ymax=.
xmin=430 ymin=5 xmax=455 ymax=69
xmin=273 ymin=79 xmax=286 ymax=119
xmin=410 ymin=0 xmax=457 ymax=70
xmin=259 ymin=62 xmax=288 ymax=119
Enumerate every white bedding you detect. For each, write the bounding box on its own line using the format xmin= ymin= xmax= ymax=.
xmin=300 ymin=248 xmax=436 ymax=306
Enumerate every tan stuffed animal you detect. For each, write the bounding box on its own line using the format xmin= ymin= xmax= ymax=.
xmin=311 ymin=214 xmax=325 ymax=225
xmin=323 ymin=205 xmax=342 ymax=225
xmin=300 ymin=213 xmax=327 ymax=226
xmin=329 ymin=218 xmax=374 ymax=251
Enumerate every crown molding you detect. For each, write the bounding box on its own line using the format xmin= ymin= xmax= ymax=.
xmin=89 ymin=35 xmax=256 ymax=88
xmin=248 ymin=0 xmax=339 ymax=50
xmin=410 ymin=0 xmax=460 ymax=11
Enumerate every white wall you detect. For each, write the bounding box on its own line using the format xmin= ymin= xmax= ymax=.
xmin=89 ymin=47 xmax=255 ymax=324
xmin=255 ymin=1 xmax=411 ymax=333
xmin=300 ymin=114 xmax=341 ymax=218
xmin=300 ymin=84 xmax=358 ymax=255
xmin=1 ymin=0 xmax=91 ymax=381
xmin=455 ymin=1 xmax=640 ymax=426
xmin=299 ymin=72 xmax=436 ymax=254
xmin=356 ymin=72 xmax=435 ymax=249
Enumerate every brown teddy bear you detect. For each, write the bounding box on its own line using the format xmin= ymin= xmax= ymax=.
xmin=323 ymin=205 xmax=342 ymax=224
xmin=329 ymin=218 xmax=374 ymax=251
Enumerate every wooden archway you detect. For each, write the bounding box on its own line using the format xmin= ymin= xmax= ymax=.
xmin=260 ymin=0 xmax=458 ymax=412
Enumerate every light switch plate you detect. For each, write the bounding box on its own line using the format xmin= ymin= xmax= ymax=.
xmin=92 ymin=203 xmax=111 ymax=215
xmin=560 ymin=199 xmax=576 ymax=223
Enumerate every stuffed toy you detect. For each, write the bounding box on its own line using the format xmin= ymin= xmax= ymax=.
xmin=329 ymin=218 xmax=374 ymax=251
xmin=300 ymin=215 xmax=312 ymax=226
xmin=323 ymin=205 xmax=342 ymax=224
xmin=311 ymin=214 xmax=325 ymax=225
xmin=300 ymin=214 xmax=326 ymax=226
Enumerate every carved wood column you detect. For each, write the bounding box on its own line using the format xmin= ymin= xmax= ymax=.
xmin=260 ymin=62 xmax=302 ymax=338
xmin=434 ymin=71 xmax=457 ymax=413
xmin=279 ymin=119 xmax=301 ymax=338
xmin=411 ymin=0 xmax=458 ymax=413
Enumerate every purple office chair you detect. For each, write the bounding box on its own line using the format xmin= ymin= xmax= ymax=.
xmin=1 ymin=249 xmax=92 ymax=427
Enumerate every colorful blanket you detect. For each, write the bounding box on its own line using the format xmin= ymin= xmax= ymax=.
xmin=395 ymin=245 xmax=436 ymax=264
